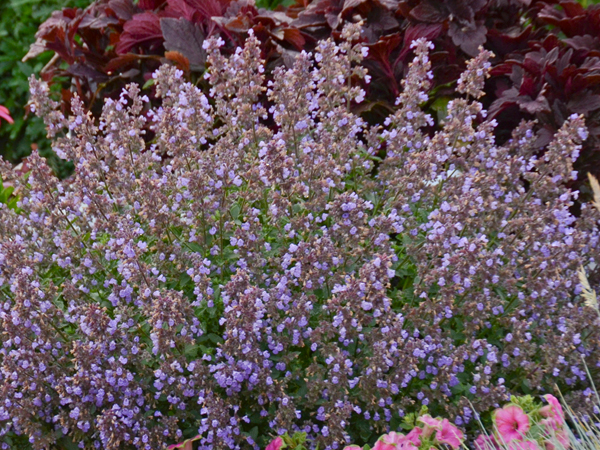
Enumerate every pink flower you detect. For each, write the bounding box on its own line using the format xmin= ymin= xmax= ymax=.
xmin=555 ymin=429 xmax=569 ymax=449
xmin=543 ymin=395 xmax=565 ymax=424
xmin=343 ymin=446 xmax=362 ymax=450
xmin=544 ymin=434 xmax=570 ymax=450
xmin=540 ymin=418 xmax=570 ymax=450
xmin=475 ymin=434 xmax=499 ymax=450
xmin=374 ymin=432 xmax=418 ymax=450
xmin=540 ymin=418 xmax=560 ymax=431
xmin=266 ymin=437 xmax=285 ymax=450
xmin=494 ymin=405 xmax=531 ymax=442
xmin=0 ymin=105 xmax=13 ymax=128
xmin=539 ymin=406 xmax=553 ymax=419
xmin=406 ymin=427 xmax=423 ymax=446
xmin=372 ymin=440 xmax=397 ymax=450
xmin=418 ymin=415 xmax=443 ymax=438
xmin=418 ymin=415 xmax=442 ymax=429
xmin=383 ymin=432 xmax=406 ymax=444
xmin=435 ymin=419 xmax=464 ymax=449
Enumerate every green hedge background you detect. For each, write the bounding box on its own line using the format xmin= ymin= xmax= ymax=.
xmin=0 ymin=0 xmax=89 ymax=175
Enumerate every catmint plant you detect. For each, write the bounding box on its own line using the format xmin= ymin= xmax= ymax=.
xmin=0 ymin=24 xmax=599 ymax=450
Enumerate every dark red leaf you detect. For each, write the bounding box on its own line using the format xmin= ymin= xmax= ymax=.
xmin=177 ymin=0 xmax=227 ymax=22
xmin=107 ymin=0 xmax=136 ymax=21
xmin=560 ymin=0 xmax=584 ymax=18
xmin=399 ymin=23 xmax=442 ymax=60
xmin=518 ymin=84 xmax=551 ymax=114
xmin=291 ymin=0 xmax=332 ymax=28
xmin=116 ymin=12 xmax=164 ymax=54
xmin=567 ymin=92 xmax=600 ymax=114
xmin=342 ymin=0 xmax=367 ymax=13
xmin=45 ymin=36 xmax=75 ymax=65
xmin=446 ymin=0 xmax=476 ymax=23
xmin=582 ymin=73 xmax=600 ymax=87
xmin=409 ymin=1 xmax=446 ymax=23
xmin=362 ymin=7 xmax=399 ymax=40
xmin=534 ymin=126 xmax=554 ymax=148
xmin=23 ymin=8 xmax=77 ymax=61
xmin=164 ymin=0 xmax=199 ymax=23
xmin=556 ymin=48 xmax=573 ymax=75
xmin=23 ymin=40 xmax=50 ymax=62
xmin=519 ymin=74 xmax=537 ymax=97
xmin=164 ymin=50 xmax=190 ymax=72
xmin=448 ymin=20 xmax=486 ymax=56
xmin=255 ymin=10 xmax=293 ymax=27
xmin=521 ymin=52 xmax=542 ymax=75
xmin=66 ymin=63 xmax=109 ymax=83
xmin=104 ymin=53 xmax=143 ymax=73
xmin=486 ymin=26 xmax=533 ymax=56
xmin=212 ymin=15 xmax=252 ymax=33
xmin=80 ymin=12 xmax=120 ymax=29
xmin=160 ymin=17 xmax=206 ymax=67
xmin=283 ymin=27 xmax=306 ymax=49
xmin=138 ymin=0 xmax=167 ymax=10
xmin=367 ymin=33 xmax=402 ymax=66
xmin=563 ymin=35 xmax=600 ymax=51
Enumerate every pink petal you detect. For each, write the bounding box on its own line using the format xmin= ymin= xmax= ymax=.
xmin=543 ymin=395 xmax=565 ymax=423
xmin=435 ymin=419 xmax=464 ymax=449
xmin=418 ymin=415 xmax=443 ymax=429
xmin=475 ymin=434 xmax=499 ymax=450
xmin=494 ymin=405 xmax=530 ymax=442
xmin=406 ymin=427 xmax=423 ymax=446
xmin=0 ymin=105 xmax=13 ymax=125
xmin=266 ymin=437 xmax=284 ymax=450
xmin=372 ymin=440 xmax=396 ymax=450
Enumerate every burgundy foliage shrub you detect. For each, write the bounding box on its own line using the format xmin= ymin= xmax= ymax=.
xmin=24 ymin=0 xmax=546 ymax=116
xmin=489 ymin=1 xmax=600 ymax=196
xmin=22 ymin=0 xmax=307 ymax=119
xmin=25 ymin=0 xmax=600 ymax=190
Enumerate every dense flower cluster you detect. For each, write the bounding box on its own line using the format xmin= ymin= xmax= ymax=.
xmin=477 ymin=395 xmax=570 ymax=450
xmin=1 ymin=24 xmax=600 ymax=450
xmin=260 ymin=395 xmax=570 ymax=450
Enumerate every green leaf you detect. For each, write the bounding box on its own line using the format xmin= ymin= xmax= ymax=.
xmin=207 ymin=333 xmax=223 ymax=344
xmin=230 ymin=202 xmax=241 ymax=220
xmin=184 ymin=344 xmax=199 ymax=357
xmin=249 ymin=426 xmax=259 ymax=441
xmin=142 ymin=78 xmax=155 ymax=90
xmin=356 ymin=419 xmax=372 ymax=441
xmin=178 ymin=272 xmax=192 ymax=289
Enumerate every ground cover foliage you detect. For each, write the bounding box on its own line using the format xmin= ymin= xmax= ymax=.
xmin=15 ymin=0 xmax=600 ymax=196
xmin=1 ymin=22 xmax=600 ymax=449
xmin=177 ymin=393 xmax=580 ymax=450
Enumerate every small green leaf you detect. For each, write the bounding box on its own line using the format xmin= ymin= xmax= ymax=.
xmin=230 ymin=202 xmax=241 ymax=220
xmin=207 ymin=333 xmax=223 ymax=344
xmin=249 ymin=426 xmax=258 ymax=441
xmin=142 ymin=78 xmax=155 ymax=90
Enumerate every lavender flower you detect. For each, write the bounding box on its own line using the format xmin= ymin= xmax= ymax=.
xmin=0 ymin=26 xmax=599 ymax=450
